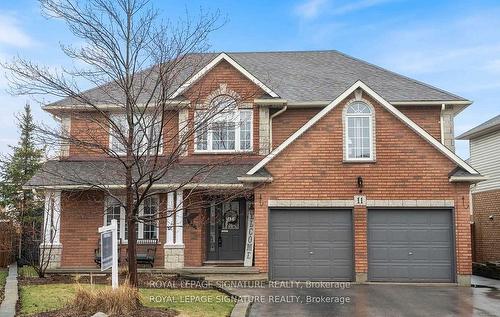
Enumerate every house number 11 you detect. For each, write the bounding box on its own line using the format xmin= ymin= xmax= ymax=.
xmin=354 ymin=195 xmax=366 ymax=206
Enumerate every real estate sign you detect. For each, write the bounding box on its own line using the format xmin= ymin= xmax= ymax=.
xmin=98 ymin=219 xmax=118 ymax=289
xmin=100 ymin=230 xmax=113 ymax=271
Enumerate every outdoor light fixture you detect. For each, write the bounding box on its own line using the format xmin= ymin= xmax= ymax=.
xmin=357 ymin=176 xmax=363 ymax=193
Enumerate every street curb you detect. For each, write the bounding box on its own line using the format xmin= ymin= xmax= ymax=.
xmin=177 ymin=273 xmax=253 ymax=317
xmin=215 ymin=285 xmax=252 ymax=317
xmin=230 ymin=301 xmax=252 ymax=317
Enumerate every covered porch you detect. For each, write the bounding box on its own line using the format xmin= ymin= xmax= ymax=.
xmin=38 ymin=188 xmax=258 ymax=271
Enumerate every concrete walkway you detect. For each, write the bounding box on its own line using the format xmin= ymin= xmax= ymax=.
xmin=472 ymin=275 xmax=500 ymax=289
xmin=0 ymin=263 xmax=18 ymax=317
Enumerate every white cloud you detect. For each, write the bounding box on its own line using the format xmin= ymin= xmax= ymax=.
xmin=332 ymin=0 xmax=397 ymax=15
xmin=294 ymin=0 xmax=328 ymax=19
xmin=294 ymin=0 xmax=398 ymax=19
xmin=0 ymin=14 xmax=36 ymax=48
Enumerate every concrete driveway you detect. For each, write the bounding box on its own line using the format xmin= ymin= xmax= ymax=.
xmin=228 ymin=280 xmax=500 ymax=317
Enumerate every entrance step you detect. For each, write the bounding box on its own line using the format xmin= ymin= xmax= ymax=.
xmin=203 ymin=260 xmax=244 ymax=267
xmin=181 ymin=266 xmax=259 ymax=275
xmin=189 ymin=273 xmax=268 ymax=281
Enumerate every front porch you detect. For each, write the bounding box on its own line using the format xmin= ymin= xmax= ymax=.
xmin=39 ymin=188 xmax=257 ymax=272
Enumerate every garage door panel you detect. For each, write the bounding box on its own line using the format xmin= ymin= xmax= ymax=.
xmin=430 ymin=212 xmax=451 ymax=224
xmin=388 ymin=247 xmax=411 ymax=260
xmin=430 ymin=229 xmax=452 ymax=242
xmin=408 ymin=229 xmax=429 ymax=242
xmin=311 ymin=228 xmax=331 ymax=241
xmin=409 ymin=265 xmax=452 ymax=281
xmin=430 ymin=247 xmax=453 ymax=260
xmin=291 ymin=229 xmax=309 ymax=241
xmin=270 ymin=209 xmax=353 ymax=281
xmin=368 ymin=209 xmax=454 ymax=282
xmin=390 ymin=230 xmax=410 ymax=242
xmin=273 ymin=229 xmax=290 ymax=241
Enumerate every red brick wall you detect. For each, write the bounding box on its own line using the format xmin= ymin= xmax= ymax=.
xmin=354 ymin=206 xmax=367 ymax=273
xmin=69 ymin=112 xmax=109 ymax=157
xmin=60 ymin=191 xmax=105 ymax=267
xmin=183 ymin=60 xmax=265 ymax=104
xmin=397 ymin=105 xmax=442 ymax=140
xmin=272 ymin=108 xmax=320 ymax=148
xmin=254 ymin=93 xmax=472 ymax=277
xmin=68 ymin=110 xmax=180 ymax=159
xmin=60 ymin=190 xmax=166 ymax=268
xmin=183 ymin=192 xmax=207 ymax=266
xmin=472 ymin=189 xmax=500 ymax=262
xmin=270 ymin=105 xmax=441 ymax=151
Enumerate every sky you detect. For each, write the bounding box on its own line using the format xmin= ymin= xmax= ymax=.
xmin=0 ymin=0 xmax=499 ymax=159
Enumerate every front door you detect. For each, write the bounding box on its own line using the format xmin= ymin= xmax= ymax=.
xmin=206 ymin=199 xmax=246 ymax=261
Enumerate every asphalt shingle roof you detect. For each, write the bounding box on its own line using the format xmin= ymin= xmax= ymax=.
xmin=50 ymin=50 xmax=467 ymax=106
xmin=457 ymin=114 xmax=500 ymax=140
xmin=25 ymin=160 xmax=270 ymax=188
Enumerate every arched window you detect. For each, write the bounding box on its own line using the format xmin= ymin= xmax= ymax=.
xmin=195 ymin=95 xmax=253 ymax=152
xmin=345 ymin=101 xmax=374 ymax=160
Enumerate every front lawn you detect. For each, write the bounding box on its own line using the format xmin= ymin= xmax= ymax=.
xmin=0 ymin=268 xmax=8 ymax=302
xmin=19 ymin=283 xmax=235 ymax=317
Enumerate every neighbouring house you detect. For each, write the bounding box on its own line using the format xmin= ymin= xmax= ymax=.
xmin=25 ymin=50 xmax=485 ymax=285
xmin=457 ymin=115 xmax=500 ymax=263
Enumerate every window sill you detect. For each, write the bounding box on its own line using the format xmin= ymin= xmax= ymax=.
xmin=343 ymin=159 xmax=376 ymax=164
xmin=119 ymin=241 xmax=162 ymax=245
xmin=193 ymin=150 xmax=254 ymax=154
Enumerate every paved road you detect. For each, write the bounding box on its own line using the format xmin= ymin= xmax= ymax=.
xmin=229 ymin=281 xmax=500 ymax=317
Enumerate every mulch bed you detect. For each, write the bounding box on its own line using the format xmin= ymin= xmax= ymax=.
xmin=28 ymin=306 xmax=178 ymax=317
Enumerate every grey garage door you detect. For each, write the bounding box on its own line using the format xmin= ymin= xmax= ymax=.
xmin=368 ymin=209 xmax=454 ymax=282
xmin=269 ymin=208 xmax=353 ymax=281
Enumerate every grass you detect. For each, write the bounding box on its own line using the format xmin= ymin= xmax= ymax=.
xmin=19 ymin=283 xmax=235 ymax=317
xmin=0 ymin=269 xmax=8 ymax=302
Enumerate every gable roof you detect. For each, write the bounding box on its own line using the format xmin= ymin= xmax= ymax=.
xmin=170 ymin=53 xmax=279 ymax=99
xmin=247 ymin=80 xmax=478 ymax=176
xmin=46 ymin=50 xmax=469 ymax=108
xmin=456 ymin=114 xmax=500 ymax=140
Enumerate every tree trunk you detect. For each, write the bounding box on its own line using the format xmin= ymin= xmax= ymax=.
xmin=126 ymin=166 xmax=138 ymax=286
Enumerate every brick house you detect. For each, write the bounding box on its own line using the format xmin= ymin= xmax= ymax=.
xmin=26 ymin=50 xmax=485 ymax=285
xmin=457 ymin=115 xmax=500 ymax=263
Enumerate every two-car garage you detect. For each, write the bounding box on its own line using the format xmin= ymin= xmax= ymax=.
xmin=269 ymin=208 xmax=455 ymax=282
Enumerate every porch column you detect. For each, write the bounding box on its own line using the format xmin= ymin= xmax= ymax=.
xmin=163 ymin=190 xmax=184 ymax=269
xmin=40 ymin=190 xmax=63 ymax=268
xmin=165 ymin=192 xmax=174 ymax=245
xmin=174 ymin=190 xmax=184 ymax=246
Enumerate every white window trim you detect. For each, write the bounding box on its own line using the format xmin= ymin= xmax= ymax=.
xmin=194 ymin=108 xmax=254 ymax=153
xmin=344 ymin=101 xmax=375 ymax=162
xmin=104 ymin=195 xmax=160 ymax=244
xmin=139 ymin=196 xmax=160 ymax=240
xmin=109 ymin=113 xmax=164 ymax=156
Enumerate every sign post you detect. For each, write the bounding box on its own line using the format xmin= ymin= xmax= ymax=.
xmin=98 ymin=219 xmax=118 ymax=289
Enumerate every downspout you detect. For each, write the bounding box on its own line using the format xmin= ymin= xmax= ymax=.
xmin=269 ymin=105 xmax=287 ymax=151
xmin=440 ymin=104 xmax=446 ymax=144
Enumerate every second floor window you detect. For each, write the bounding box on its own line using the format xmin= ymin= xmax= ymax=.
xmin=345 ymin=101 xmax=374 ymax=161
xmin=109 ymin=113 xmax=163 ymax=155
xmin=195 ymin=95 xmax=253 ymax=152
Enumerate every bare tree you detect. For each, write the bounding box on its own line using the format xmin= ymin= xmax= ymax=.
xmin=2 ymin=0 xmax=261 ymax=286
